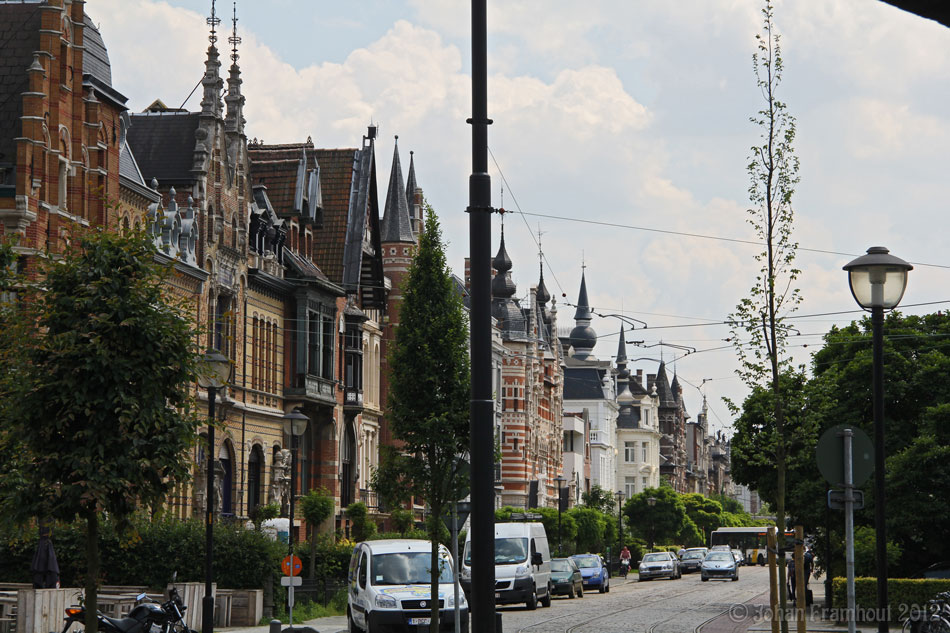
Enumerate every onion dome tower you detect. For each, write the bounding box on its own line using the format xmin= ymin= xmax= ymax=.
xmin=569 ymin=270 xmax=597 ymax=360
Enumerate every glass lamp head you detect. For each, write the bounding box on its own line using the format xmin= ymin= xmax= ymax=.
xmin=843 ymin=246 xmax=912 ymax=310
xmin=197 ymin=349 xmax=230 ymax=388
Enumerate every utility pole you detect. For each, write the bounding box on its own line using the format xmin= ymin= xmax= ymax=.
xmin=467 ymin=0 xmax=495 ymax=631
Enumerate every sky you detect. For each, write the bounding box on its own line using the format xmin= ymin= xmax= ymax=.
xmin=92 ymin=0 xmax=950 ymax=435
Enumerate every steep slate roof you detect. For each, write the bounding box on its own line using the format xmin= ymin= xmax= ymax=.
xmin=311 ymin=148 xmax=358 ymax=284
xmin=342 ymin=140 xmax=386 ymax=308
xmin=654 ymin=361 xmax=676 ymax=406
xmin=380 ymin=141 xmax=414 ymax=243
xmin=564 ymin=366 xmax=607 ymax=400
xmin=127 ymin=112 xmax=200 ymax=185
xmin=0 ymin=3 xmax=42 ymax=175
xmin=405 ymin=150 xmax=417 ymax=219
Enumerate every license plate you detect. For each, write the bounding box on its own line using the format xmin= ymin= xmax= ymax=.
xmin=408 ymin=617 xmax=431 ymax=625
xmin=495 ymin=592 xmax=501 ymax=599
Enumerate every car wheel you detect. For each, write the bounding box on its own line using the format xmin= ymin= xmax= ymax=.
xmin=606 ymin=578 xmax=610 ymax=593
xmin=541 ymin=588 xmax=552 ymax=608
xmin=568 ymin=584 xmax=575 ymax=599
xmin=347 ymin=611 xmax=361 ymax=633
xmin=733 ymin=573 xmax=739 ymax=582
xmin=526 ymin=591 xmax=537 ymax=610
xmin=758 ymin=554 xmax=765 ymax=566
xmin=639 ymin=577 xmax=648 ymax=582
xmin=577 ymin=583 xmax=583 ymax=598
xmin=701 ymin=576 xmax=709 ymax=582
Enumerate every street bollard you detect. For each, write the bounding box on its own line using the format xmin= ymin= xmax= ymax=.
xmin=269 ymin=620 xmax=281 ymax=633
xmin=496 ymin=612 xmax=503 ymax=633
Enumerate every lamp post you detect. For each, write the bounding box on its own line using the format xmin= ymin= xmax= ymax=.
xmin=647 ymin=496 xmax=657 ymax=551
xmin=555 ymin=475 xmax=565 ymax=557
xmin=843 ymin=246 xmax=912 ymax=633
xmin=197 ymin=349 xmax=230 ymax=633
xmin=282 ymin=407 xmax=310 ymax=560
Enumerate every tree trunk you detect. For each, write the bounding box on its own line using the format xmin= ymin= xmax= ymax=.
xmin=85 ymin=510 xmax=100 ymax=633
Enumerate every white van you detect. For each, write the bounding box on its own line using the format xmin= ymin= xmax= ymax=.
xmin=459 ymin=522 xmax=552 ymax=610
xmin=346 ymin=539 xmax=469 ymax=633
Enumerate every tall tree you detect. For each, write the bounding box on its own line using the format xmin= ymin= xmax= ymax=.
xmin=0 ymin=230 xmax=202 ymax=632
xmin=728 ymin=1 xmax=801 ymax=627
xmin=378 ymin=205 xmax=470 ymax=633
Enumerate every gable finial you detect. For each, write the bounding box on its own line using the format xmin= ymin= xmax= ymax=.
xmin=229 ymin=1 xmax=241 ymax=63
xmin=207 ymin=0 xmax=221 ymax=46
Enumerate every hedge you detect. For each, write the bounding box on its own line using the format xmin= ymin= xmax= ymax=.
xmin=831 ymin=577 xmax=950 ymax=623
xmin=1 ymin=516 xmax=283 ymax=590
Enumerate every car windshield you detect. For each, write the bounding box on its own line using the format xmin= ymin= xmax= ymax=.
xmin=683 ymin=552 xmax=703 ymax=560
xmin=372 ymin=552 xmax=454 ymax=585
xmin=572 ymin=556 xmax=601 ymax=569
xmin=705 ymin=552 xmax=733 ymax=562
xmin=551 ymin=559 xmax=572 ymax=573
xmin=642 ymin=553 xmax=668 ymax=562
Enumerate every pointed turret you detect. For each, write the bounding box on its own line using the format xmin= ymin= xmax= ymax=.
xmin=491 ymin=226 xmax=517 ymax=300
xmin=200 ymin=1 xmax=224 ymax=118
xmin=654 ymin=361 xmax=675 ymax=406
xmin=380 ymin=137 xmax=414 ymax=243
xmin=224 ymin=1 xmax=245 ymax=135
xmin=569 ymin=270 xmax=597 ymax=360
xmin=405 ymin=150 xmax=419 ymax=234
xmin=616 ymin=324 xmax=629 ymax=375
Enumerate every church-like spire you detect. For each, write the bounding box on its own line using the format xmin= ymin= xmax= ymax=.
xmin=200 ymin=0 xmax=224 ymax=118
xmin=405 ymin=150 xmax=418 ymax=232
xmin=616 ymin=324 xmax=629 ymax=379
xmin=491 ymin=221 xmax=516 ymax=299
xmin=380 ymin=136 xmax=414 ymax=243
xmin=536 ymin=227 xmax=550 ymax=307
xmin=569 ymin=267 xmax=597 ymax=360
xmin=224 ymin=1 xmax=245 ymax=134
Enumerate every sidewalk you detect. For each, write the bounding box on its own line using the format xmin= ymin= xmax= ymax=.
xmin=700 ymin=591 xmax=877 ymax=633
xmin=221 ymin=614 xmax=348 ymax=633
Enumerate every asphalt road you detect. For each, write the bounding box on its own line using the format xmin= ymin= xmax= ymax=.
xmin=493 ymin=564 xmax=770 ymax=633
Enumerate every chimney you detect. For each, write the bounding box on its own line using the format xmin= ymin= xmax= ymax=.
xmin=636 ymin=369 xmax=643 ymax=390
xmin=647 ymin=374 xmax=656 ymax=391
xmin=366 ymin=125 xmax=377 ymax=140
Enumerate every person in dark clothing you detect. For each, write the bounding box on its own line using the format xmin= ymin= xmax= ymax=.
xmin=803 ymin=548 xmax=814 ymax=588
xmin=787 ymin=556 xmax=797 ymax=601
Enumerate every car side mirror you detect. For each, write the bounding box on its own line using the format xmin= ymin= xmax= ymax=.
xmin=532 ymin=552 xmax=543 ymax=567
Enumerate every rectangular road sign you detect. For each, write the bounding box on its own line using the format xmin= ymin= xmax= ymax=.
xmin=280 ymin=576 xmax=303 ymax=587
xmin=828 ymin=489 xmax=865 ymax=510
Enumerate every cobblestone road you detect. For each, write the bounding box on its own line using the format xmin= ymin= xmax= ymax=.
xmin=493 ymin=564 xmax=770 ymax=633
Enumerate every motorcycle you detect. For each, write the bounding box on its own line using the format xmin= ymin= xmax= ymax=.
xmin=60 ymin=579 xmax=194 ymax=633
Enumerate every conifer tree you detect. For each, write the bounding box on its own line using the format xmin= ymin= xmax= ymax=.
xmin=380 ymin=204 xmax=470 ymax=632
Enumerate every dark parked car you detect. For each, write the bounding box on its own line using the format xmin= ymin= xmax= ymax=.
xmin=638 ymin=551 xmax=681 ymax=581
xmin=701 ymin=551 xmax=739 ymax=582
xmin=570 ymin=554 xmax=610 ymax=593
xmin=679 ymin=550 xmax=705 ymax=574
xmin=550 ymin=558 xmax=584 ymax=598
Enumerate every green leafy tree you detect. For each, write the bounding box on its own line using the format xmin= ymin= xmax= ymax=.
xmin=624 ymin=487 xmax=690 ymax=549
xmin=300 ymin=488 xmax=334 ymax=579
xmin=1 ymin=230 xmax=201 ymax=632
xmin=345 ymin=502 xmax=377 ymax=542
xmin=374 ymin=206 xmax=470 ymax=632
xmin=728 ymin=2 xmax=802 ymax=626
xmin=681 ymin=494 xmax=723 ymax=545
xmin=389 ymin=508 xmax=414 ymax=536
xmin=567 ymin=507 xmax=606 ymax=554
xmin=581 ymin=484 xmax=615 ymax=514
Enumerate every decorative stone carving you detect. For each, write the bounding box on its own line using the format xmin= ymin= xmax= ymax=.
xmin=268 ymin=449 xmax=292 ymax=516
xmin=147 ymin=181 xmax=198 ymax=266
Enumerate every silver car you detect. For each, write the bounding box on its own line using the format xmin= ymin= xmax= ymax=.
xmin=701 ymin=551 xmax=739 ymax=582
xmin=638 ymin=551 xmax=681 ymax=581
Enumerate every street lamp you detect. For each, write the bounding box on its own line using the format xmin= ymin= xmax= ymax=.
xmin=555 ymin=475 xmax=565 ymax=557
xmin=843 ymin=246 xmax=912 ymax=633
xmin=647 ymin=496 xmax=657 ymax=551
xmin=197 ymin=349 xmax=230 ymax=633
xmin=282 ymin=407 xmax=310 ymax=561
xmin=615 ymin=491 xmax=625 ymax=570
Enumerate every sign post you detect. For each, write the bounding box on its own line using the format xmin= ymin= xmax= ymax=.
xmin=281 ymin=555 xmax=302 ymax=628
xmin=442 ymin=501 xmax=471 ymax=633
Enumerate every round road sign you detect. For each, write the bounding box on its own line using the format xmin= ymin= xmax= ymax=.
xmin=282 ymin=554 xmax=302 ymax=577
xmin=816 ymin=424 xmax=874 ymax=487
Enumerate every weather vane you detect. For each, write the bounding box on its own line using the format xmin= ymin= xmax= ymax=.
xmin=207 ymin=0 xmax=221 ymax=46
xmin=229 ymin=1 xmax=241 ymax=63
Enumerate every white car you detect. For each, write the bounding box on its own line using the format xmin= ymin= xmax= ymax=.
xmin=347 ymin=539 xmax=468 ymax=632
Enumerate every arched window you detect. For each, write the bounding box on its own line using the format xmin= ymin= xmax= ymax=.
xmin=251 ymin=316 xmax=258 ymax=390
xmin=247 ymin=445 xmax=264 ymax=515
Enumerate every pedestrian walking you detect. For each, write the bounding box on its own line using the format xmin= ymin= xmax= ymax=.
xmin=787 ymin=555 xmax=797 ymax=601
xmin=803 ymin=547 xmax=814 ymax=587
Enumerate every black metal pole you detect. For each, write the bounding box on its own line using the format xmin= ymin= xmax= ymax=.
xmin=557 ymin=500 xmax=562 ymax=558
xmin=289 ymin=432 xmax=298 ymax=559
xmin=468 ymin=0 xmax=495 ymax=630
xmin=203 ymin=387 xmax=216 ymax=633
xmin=872 ymin=306 xmax=888 ymax=632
